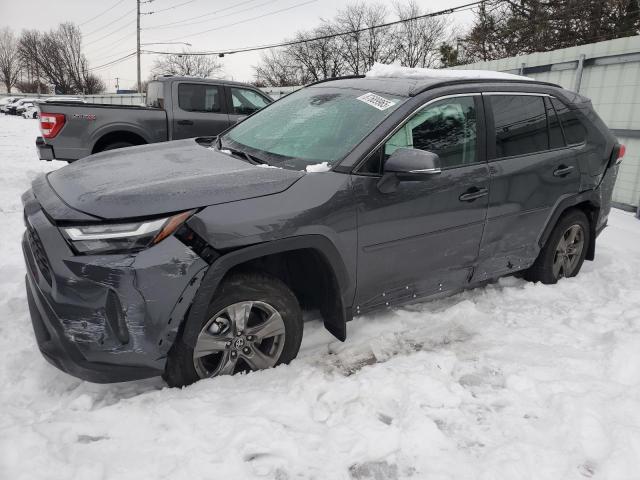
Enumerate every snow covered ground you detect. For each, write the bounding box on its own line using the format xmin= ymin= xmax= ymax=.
xmin=1 ymin=114 xmax=640 ymax=480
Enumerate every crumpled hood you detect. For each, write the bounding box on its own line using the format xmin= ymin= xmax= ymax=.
xmin=46 ymin=138 xmax=304 ymax=219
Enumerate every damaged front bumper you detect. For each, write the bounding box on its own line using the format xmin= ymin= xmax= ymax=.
xmin=22 ymin=191 xmax=209 ymax=383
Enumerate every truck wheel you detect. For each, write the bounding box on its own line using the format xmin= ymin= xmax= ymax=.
xmin=524 ymin=209 xmax=590 ymax=284
xmin=164 ymin=272 xmax=303 ymax=387
xmin=100 ymin=141 xmax=134 ymax=152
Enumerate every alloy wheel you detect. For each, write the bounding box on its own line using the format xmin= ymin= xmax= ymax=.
xmin=193 ymin=301 xmax=286 ymax=378
xmin=552 ymin=224 xmax=585 ymax=279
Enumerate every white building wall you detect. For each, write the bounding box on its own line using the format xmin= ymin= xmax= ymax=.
xmin=453 ymin=36 xmax=640 ymax=208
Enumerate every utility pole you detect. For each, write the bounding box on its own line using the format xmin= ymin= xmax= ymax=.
xmin=136 ymin=0 xmax=141 ymax=93
xmin=115 ymin=77 xmax=120 ymax=92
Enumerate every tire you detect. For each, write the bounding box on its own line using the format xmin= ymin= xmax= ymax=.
xmin=99 ymin=141 xmax=134 ymax=152
xmin=524 ymin=209 xmax=590 ymax=284
xmin=164 ymin=272 xmax=303 ymax=387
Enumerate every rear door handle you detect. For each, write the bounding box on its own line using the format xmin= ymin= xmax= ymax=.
xmin=553 ymin=165 xmax=574 ymax=177
xmin=459 ymin=187 xmax=488 ymax=202
xmin=177 ymin=120 xmax=194 ymax=126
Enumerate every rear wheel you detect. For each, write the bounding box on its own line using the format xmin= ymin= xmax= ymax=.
xmin=525 ymin=209 xmax=590 ymax=284
xmin=164 ymin=272 xmax=303 ymax=387
xmin=100 ymin=141 xmax=134 ymax=152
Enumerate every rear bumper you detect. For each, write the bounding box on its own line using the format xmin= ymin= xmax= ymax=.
xmin=36 ymin=136 xmax=55 ymax=161
xmin=22 ymin=191 xmax=208 ymax=383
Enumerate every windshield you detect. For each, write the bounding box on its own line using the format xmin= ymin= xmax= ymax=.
xmin=221 ymin=86 xmax=404 ymax=170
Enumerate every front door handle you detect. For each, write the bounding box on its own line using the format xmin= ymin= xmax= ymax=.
xmin=553 ymin=165 xmax=574 ymax=177
xmin=177 ymin=120 xmax=194 ymax=126
xmin=459 ymin=187 xmax=488 ymax=202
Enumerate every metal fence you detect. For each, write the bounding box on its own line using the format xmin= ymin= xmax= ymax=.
xmin=452 ymin=35 xmax=640 ymax=209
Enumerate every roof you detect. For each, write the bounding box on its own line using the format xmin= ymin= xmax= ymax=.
xmin=308 ymin=63 xmax=560 ymax=97
xmin=153 ymin=75 xmax=255 ymax=87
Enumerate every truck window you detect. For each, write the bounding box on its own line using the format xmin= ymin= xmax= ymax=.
xmin=146 ymin=81 xmax=164 ymax=109
xmin=230 ymin=87 xmax=270 ymax=115
xmin=178 ymin=83 xmax=222 ymax=113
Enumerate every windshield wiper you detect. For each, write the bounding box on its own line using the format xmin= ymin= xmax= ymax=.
xmin=218 ymin=139 xmax=269 ymax=166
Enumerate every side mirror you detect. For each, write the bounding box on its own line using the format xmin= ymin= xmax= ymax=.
xmin=377 ymin=148 xmax=441 ymax=193
xmin=384 ymin=148 xmax=441 ymax=180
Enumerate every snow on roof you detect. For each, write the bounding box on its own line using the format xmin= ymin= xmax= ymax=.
xmin=366 ymin=62 xmax=532 ymax=81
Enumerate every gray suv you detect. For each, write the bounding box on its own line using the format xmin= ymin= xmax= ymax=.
xmin=22 ymin=73 xmax=624 ymax=386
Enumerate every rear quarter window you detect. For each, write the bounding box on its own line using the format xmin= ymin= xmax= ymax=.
xmin=550 ymin=97 xmax=587 ymax=145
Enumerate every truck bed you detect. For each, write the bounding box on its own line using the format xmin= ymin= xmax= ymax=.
xmin=38 ymin=102 xmax=168 ymax=161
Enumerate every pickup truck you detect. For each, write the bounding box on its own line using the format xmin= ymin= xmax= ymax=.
xmin=36 ymin=76 xmax=272 ymax=162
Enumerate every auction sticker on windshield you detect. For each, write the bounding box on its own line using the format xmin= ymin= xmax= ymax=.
xmin=356 ymin=92 xmax=396 ymax=111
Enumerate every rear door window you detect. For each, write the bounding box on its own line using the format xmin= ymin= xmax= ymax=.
xmin=178 ymin=83 xmax=223 ymax=113
xmin=490 ymin=95 xmax=548 ymax=158
xmin=146 ymin=81 xmax=164 ymax=108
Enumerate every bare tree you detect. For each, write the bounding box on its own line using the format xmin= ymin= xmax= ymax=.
xmin=333 ymin=2 xmax=393 ymax=75
xmin=0 ymin=27 xmax=21 ymax=93
xmin=252 ymin=0 xmax=452 ymax=86
xmin=254 ymin=49 xmax=308 ymax=86
xmin=151 ymin=51 xmax=223 ymax=78
xmin=18 ymin=24 xmax=104 ymax=94
xmin=392 ymin=0 xmax=447 ymax=68
xmin=288 ymin=26 xmax=345 ymax=82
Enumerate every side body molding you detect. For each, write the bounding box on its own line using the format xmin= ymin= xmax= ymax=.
xmin=180 ymin=234 xmax=353 ymax=348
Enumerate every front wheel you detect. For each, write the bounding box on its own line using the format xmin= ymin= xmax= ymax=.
xmin=525 ymin=209 xmax=590 ymax=284
xmin=164 ymin=272 xmax=303 ymax=387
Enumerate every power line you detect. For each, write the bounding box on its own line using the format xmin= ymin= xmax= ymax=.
xmin=89 ymin=52 xmax=137 ymax=71
xmin=87 ymin=31 xmax=137 ymax=57
xmin=143 ymin=0 xmax=485 ymax=56
xmin=164 ymin=0 xmax=319 ymax=42
xmin=83 ymin=7 xmax=137 ymax=37
xmin=89 ymin=45 xmax=137 ymax=65
xmin=143 ymin=0 xmax=265 ymax=30
xmin=85 ymin=19 xmax=136 ymax=47
xmin=79 ymin=0 xmax=127 ymax=26
xmin=149 ymin=0 xmax=198 ymax=14
xmin=145 ymin=0 xmax=279 ymax=31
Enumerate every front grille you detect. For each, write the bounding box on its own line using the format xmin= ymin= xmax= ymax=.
xmin=26 ymin=221 xmax=52 ymax=285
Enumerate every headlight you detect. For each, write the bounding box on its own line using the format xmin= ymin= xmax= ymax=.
xmin=62 ymin=210 xmax=195 ymax=255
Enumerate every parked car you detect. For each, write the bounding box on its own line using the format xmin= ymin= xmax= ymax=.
xmin=22 ymin=105 xmax=39 ymax=119
xmin=22 ymin=71 xmax=623 ymax=386
xmin=16 ymin=101 xmax=35 ymax=116
xmin=0 ymin=96 xmax=18 ymax=113
xmin=6 ymin=98 xmax=38 ymax=115
xmin=35 ymin=76 xmax=272 ymax=162
xmin=43 ymin=96 xmax=85 ymax=103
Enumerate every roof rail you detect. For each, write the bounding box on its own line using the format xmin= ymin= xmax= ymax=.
xmin=304 ymin=75 xmax=366 ymax=88
xmin=410 ymin=77 xmax=561 ymax=96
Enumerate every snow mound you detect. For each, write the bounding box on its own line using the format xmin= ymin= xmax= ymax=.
xmin=305 ymin=162 xmax=331 ymax=173
xmin=2 ymin=115 xmax=640 ymax=479
xmin=366 ymin=62 xmax=531 ymax=81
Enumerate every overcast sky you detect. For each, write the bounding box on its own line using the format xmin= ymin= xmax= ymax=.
xmin=1 ymin=0 xmax=475 ymax=91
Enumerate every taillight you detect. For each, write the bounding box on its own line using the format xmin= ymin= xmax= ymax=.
xmin=610 ymin=144 xmax=626 ymax=167
xmin=40 ymin=113 xmax=65 ymax=139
